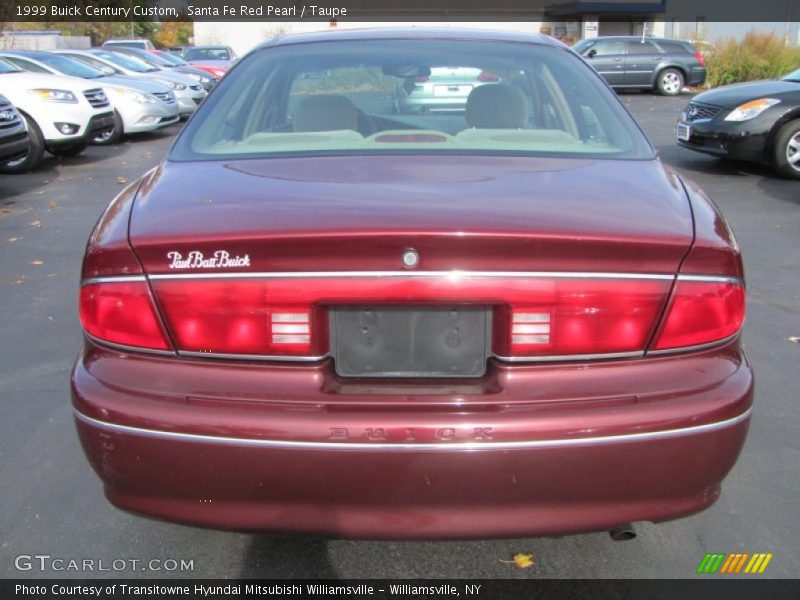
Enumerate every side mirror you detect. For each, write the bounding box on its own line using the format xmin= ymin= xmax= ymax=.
xmin=586 ymin=49 xmax=597 ymax=59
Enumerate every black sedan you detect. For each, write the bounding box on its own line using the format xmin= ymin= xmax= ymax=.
xmin=677 ymin=69 xmax=800 ymax=179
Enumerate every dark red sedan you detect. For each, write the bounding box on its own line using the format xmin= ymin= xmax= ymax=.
xmin=73 ymin=29 xmax=752 ymax=540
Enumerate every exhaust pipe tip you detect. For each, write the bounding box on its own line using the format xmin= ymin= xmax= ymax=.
xmin=609 ymin=523 xmax=637 ymax=541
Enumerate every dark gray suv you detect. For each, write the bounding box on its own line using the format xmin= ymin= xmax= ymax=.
xmin=573 ymin=36 xmax=707 ymax=95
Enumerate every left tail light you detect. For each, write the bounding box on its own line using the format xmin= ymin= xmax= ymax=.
xmin=152 ymin=280 xmax=323 ymax=356
xmin=79 ymin=281 xmax=170 ymax=350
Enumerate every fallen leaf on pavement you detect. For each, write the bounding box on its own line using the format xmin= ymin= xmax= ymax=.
xmin=30 ymin=260 xmax=44 ymax=265
xmin=29 ymin=220 xmax=42 ymax=228
xmin=116 ymin=177 xmax=127 ymax=184
xmin=499 ymin=553 xmax=535 ymax=569
xmin=788 ymin=337 xmax=800 ymax=343
xmin=49 ymin=201 xmax=58 ymax=209
xmin=7 ymin=237 xmax=18 ymax=242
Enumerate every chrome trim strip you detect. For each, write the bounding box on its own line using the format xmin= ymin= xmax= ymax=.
xmin=180 ymin=350 xmax=328 ymax=362
xmin=677 ymin=274 xmax=744 ymax=285
xmin=493 ymin=351 xmax=643 ymax=363
xmin=81 ymin=275 xmax=146 ymax=286
xmin=645 ymin=332 xmax=741 ymax=356
xmin=74 ymin=407 xmax=752 ymax=451
xmin=85 ymin=333 xmax=177 ymax=357
xmin=80 ymin=272 xmax=744 ymax=286
xmin=146 ymin=270 xmax=676 ymax=281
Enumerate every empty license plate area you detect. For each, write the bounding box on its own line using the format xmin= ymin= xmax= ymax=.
xmin=330 ymin=306 xmax=491 ymax=378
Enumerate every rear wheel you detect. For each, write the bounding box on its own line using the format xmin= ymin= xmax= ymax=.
xmin=49 ymin=143 xmax=87 ymax=159
xmin=0 ymin=114 xmax=44 ymax=174
xmin=91 ymin=110 xmax=123 ymax=145
xmin=773 ymin=119 xmax=800 ymax=180
xmin=657 ymin=68 xmax=684 ymax=96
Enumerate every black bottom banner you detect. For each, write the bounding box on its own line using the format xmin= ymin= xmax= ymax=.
xmin=3 ymin=579 xmax=799 ymax=600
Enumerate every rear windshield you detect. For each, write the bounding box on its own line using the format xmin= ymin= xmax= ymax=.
xmin=657 ymin=40 xmax=692 ymax=54
xmin=171 ymin=39 xmax=653 ymax=161
xmin=185 ymin=47 xmax=232 ymax=61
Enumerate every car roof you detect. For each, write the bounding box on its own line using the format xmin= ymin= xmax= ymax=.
xmin=258 ymin=27 xmax=555 ymax=50
xmin=584 ymin=36 xmax=689 ymax=43
xmin=0 ymin=50 xmax=50 ymax=58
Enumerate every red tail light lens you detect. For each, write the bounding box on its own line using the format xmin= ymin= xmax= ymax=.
xmin=653 ymin=280 xmax=745 ymax=350
xmin=494 ymin=280 xmax=669 ymax=357
xmin=477 ymin=70 xmax=500 ymax=82
xmin=153 ymin=281 xmax=321 ymax=356
xmin=79 ymin=281 xmax=170 ymax=350
xmin=150 ymin=276 xmax=671 ymax=359
xmin=694 ymin=51 xmax=706 ymax=67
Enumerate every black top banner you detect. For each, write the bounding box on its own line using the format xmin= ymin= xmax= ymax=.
xmin=2 ymin=0 xmax=800 ymax=22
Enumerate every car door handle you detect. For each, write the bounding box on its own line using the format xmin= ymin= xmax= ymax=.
xmin=613 ymin=57 xmax=623 ymax=62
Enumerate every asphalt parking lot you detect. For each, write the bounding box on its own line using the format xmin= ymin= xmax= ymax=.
xmin=0 ymin=93 xmax=798 ymax=580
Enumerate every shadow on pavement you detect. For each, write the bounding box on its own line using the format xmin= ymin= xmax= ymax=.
xmin=241 ymin=535 xmax=337 ymax=578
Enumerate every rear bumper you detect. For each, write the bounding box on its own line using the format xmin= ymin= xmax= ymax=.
xmin=72 ymin=339 xmax=753 ymax=539
xmin=686 ymin=67 xmax=707 ymax=87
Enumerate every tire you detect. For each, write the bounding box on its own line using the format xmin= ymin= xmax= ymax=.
xmin=0 ymin=113 xmax=45 ymax=174
xmin=91 ymin=110 xmax=123 ymax=145
xmin=656 ymin=68 xmax=684 ymax=96
xmin=773 ymin=119 xmax=800 ymax=180
xmin=49 ymin=142 xmax=87 ymax=159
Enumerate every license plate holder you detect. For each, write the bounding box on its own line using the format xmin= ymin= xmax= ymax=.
xmin=676 ymin=122 xmax=692 ymax=141
xmin=434 ymin=84 xmax=472 ymax=97
xmin=330 ymin=306 xmax=490 ymax=378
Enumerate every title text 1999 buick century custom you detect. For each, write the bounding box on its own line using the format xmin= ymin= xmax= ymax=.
xmin=73 ymin=29 xmax=752 ymax=540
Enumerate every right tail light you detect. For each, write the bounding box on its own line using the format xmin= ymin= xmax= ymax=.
xmin=652 ymin=279 xmax=745 ymax=350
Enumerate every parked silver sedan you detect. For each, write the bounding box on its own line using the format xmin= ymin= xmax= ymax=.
xmin=395 ymin=66 xmax=500 ymax=114
xmin=0 ymin=50 xmax=180 ymax=144
xmin=53 ymin=49 xmax=205 ymax=118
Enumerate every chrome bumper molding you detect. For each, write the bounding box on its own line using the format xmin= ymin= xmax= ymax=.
xmin=74 ymin=407 xmax=752 ymax=452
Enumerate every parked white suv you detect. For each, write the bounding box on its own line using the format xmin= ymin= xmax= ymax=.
xmin=0 ymin=51 xmax=180 ymax=145
xmin=0 ymin=58 xmax=115 ymax=173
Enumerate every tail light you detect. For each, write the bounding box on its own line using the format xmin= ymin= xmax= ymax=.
xmin=493 ymin=279 xmax=668 ymax=357
xmin=153 ymin=280 xmax=322 ymax=356
xmin=79 ymin=281 xmax=170 ymax=350
xmin=477 ymin=70 xmax=500 ymax=82
xmin=694 ymin=51 xmax=706 ymax=67
xmin=81 ymin=274 xmax=743 ymax=361
xmin=652 ymin=279 xmax=744 ymax=350
xmin=413 ymin=75 xmax=429 ymax=83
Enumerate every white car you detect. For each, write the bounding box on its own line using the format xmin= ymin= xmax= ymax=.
xmin=0 ymin=58 xmax=115 ymax=173
xmin=0 ymin=50 xmax=180 ymax=145
xmin=54 ymin=49 xmax=206 ymax=119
